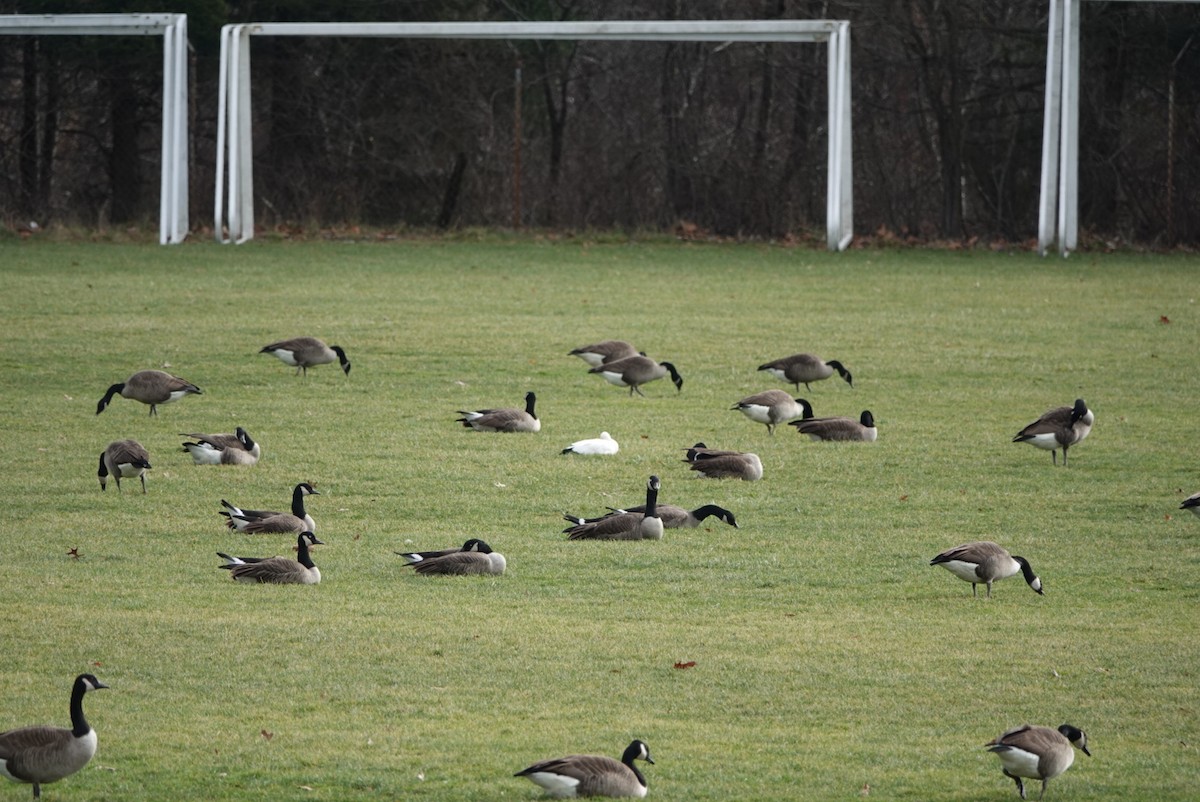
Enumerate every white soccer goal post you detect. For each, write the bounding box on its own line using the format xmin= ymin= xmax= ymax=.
xmin=0 ymin=13 xmax=189 ymax=244
xmin=215 ymin=19 xmax=853 ymax=249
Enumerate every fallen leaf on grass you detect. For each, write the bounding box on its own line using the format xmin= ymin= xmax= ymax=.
xmin=261 ymin=729 xmax=274 ymax=741
xmin=67 ymin=547 xmax=81 ymax=559
xmin=1160 ymin=315 xmax=1171 ymax=324
xmin=674 ymin=661 xmax=696 ymax=670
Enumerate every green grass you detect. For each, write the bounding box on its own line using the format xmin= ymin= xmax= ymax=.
xmin=1 ymin=237 xmax=1198 ymax=801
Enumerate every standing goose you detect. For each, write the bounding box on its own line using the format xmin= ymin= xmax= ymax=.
xmin=562 ymin=432 xmax=619 ymax=455
xmin=789 ymin=410 xmax=877 ymax=442
xmin=180 ymin=427 xmax=260 ymax=466
xmin=220 ymin=482 xmax=319 ymax=533
xmin=758 ymin=353 xmax=852 ymax=391
xmin=260 ymin=337 xmax=351 ymax=377
xmin=589 ymin=355 xmax=683 ymax=397
xmin=685 ymin=450 xmax=763 ymax=481
xmin=395 ymin=538 xmax=493 ymax=563
xmin=731 ymin=391 xmax=813 ymax=434
xmin=568 ymin=340 xmax=642 ymax=367
xmin=95 ymin=369 xmax=201 ymax=416
xmin=218 ymin=531 xmax=323 ymax=584
xmin=1180 ymin=491 xmax=1200 ymax=518
xmin=97 ymin=439 xmax=152 ymax=493
xmin=564 ymin=476 xmax=664 ymax=540
xmin=0 ymin=673 xmax=108 ymax=801
xmin=515 ymin=739 xmax=654 ymax=799
xmin=1013 ymin=399 xmax=1094 ymax=466
xmin=401 ymin=540 xmax=506 ymax=576
xmin=592 ymin=503 xmax=739 ymax=530
xmin=987 ymin=724 xmax=1090 ymax=800
xmin=929 ymin=541 xmax=1044 ymax=598
xmin=457 ymin=392 xmax=541 ymax=433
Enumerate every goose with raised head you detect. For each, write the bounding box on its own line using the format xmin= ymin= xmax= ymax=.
xmin=97 ymin=439 xmax=152 ymax=493
xmin=589 ymin=355 xmax=683 ymax=397
xmin=220 ymin=482 xmax=319 ymax=533
xmin=564 ymin=476 xmax=664 ymax=540
xmin=562 ymin=432 xmax=619 ymax=455
xmin=96 ymin=369 xmax=201 ymax=416
xmin=568 ymin=340 xmax=641 ymax=367
xmin=0 ymin=673 xmax=108 ymax=801
xmin=987 ymin=724 xmax=1090 ymax=800
xmin=457 ymin=392 xmax=541 ymax=433
xmin=789 ymin=410 xmax=877 ymax=442
xmin=260 ymin=337 xmax=351 ymax=377
xmin=732 ymin=391 xmax=813 ymax=434
xmin=929 ymin=541 xmax=1043 ymax=598
xmin=180 ymin=426 xmax=260 ymax=466
xmin=218 ymin=531 xmax=323 ymax=584
xmin=758 ymin=353 xmax=852 ymax=391
xmin=515 ymin=739 xmax=654 ymax=799
xmin=401 ymin=540 xmax=506 ymax=575
xmin=685 ymin=450 xmax=763 ymax=481
xmin=1013 ymin=399 xmax=1093 ymax=466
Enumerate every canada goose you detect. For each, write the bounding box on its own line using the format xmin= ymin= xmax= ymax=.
xmin=568 ymin=340 xmax=641 ymax=367
xmin=731 ymin=391 xmax=813 ymax=434
xmin=395 ymin=538 xmax=492 ymax=563
xmin=401 ymin=540 xmax=507 ymax=575
xmin=592 ymin=503 xmax=739 ymax=530
xmin=97 ymin=439 xmax=151 ymax=493
xmin=457 ymin=391 xmax=541 ymax=433
xmin=1013 ymin=399 xmax=1094 ymax=466
xmin=95 ymin=369 xmax=201 ymax=416
xmin=589 ymin=355 xmax=683 ymax=397
xmin=220 ymin=482 xmax=319 ymax=533
xmin=180 ymin=427 xmax=260 ymax=466
xmin=1180 ymin=491 xmax=1200 ymax=517
xmin=515 ymin=739 xmax=654 ymax=799
xmin=987 ymin=724 xmax=1090 ymax=800
xmin=564 ymin=476 xmax=664 ymax=540
xmin=218 ymin=531 xmax=323 ymax=584
xmin=929 ymin=541 xmax=1044 ymax=598
xmin=788 ymin=410 xmax=877 ymax=442
xmin=685 ymin=450 xmax=763 ymax=481
xmin=683 ymin=443 xmax=742 ymax=461
xmin=758 ymin=353 xmax=852 ymax=391
xmin=0 ymin=673 xmax=108 ymax=800
xmin=562 ymin=432 xmax=619 ymax=455
xmin=260 ymin=337 xmax=351 ymax=377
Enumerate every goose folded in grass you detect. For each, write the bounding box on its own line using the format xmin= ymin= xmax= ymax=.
xmin=260 ymin=337 xmax=351 ymax=377
xmin=589 ymin=355 xmax=683 ymax=397
xmin=515 ymin=739 xmax=654 ymax=799
xmin=0 ymin=673 xmax=108 ymax=801
xmin=1180 ymin=491 xmax=1200 ymax=518
xmin=685 ymin=449 xmax=763 ymax=481
xmin=564 ymin=476 xmax=663 ymax=540
xmin=1013 ymin=398 xmax=1093 ymax=466
xmin=218 ymin=532 xmax=323 ymax=584
xmin=220 ymin=482 xmax=319 ymax=533
xmin=757 ymin=353 xmax=852 ymax=391
xmin=562 ymin=432 xmax=619 ymax=455
xmin=180 ymin=426 xmax=260 ymax=465
xmin=400 ymin=540 xmax=506 ymax=575
xmin=929 ymin=541 xmax=1043 ymax=598
xmin=588 ymin=503 xmax=739 ymax=530
xmin=96 ymin=369 xmax=201 ymax=416
xmin=568 ymin=340 xmax=641 ymax=367
xmin=457 ymin=392 xmax=541 ymax=432
xmin=986 ymin=724 xmax=1089 ymax=801
xmin=731 ymin=390 xmax=813 ymax=434
xmin=97 ymin=439 xmax=152 ymax=493
xmin=788 ymin=410 xmax=877 ymax=442
xmin=395 ymin=538 xmax=493 ymax=563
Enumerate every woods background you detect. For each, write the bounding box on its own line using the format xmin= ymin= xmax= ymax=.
xmin=1 ymin=1 xmax=1197 ymax=246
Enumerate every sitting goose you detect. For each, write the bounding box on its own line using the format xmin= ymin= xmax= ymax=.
xmin=589 ymin=503 xmax=739 ymax=530
xmin=96 ymin=369 xmax=202 ymax=416
xmin=400 ymin=540 xmax=506 ymax=576
xmin=987 ymin=724 xmax=1090 ymax=801
xmin=97 ymin=439 xmax=152 ymax=494
xmin=515 ymin=739 xmax=654 ymax=799
xmin=929 ymin=541 xmax=1044 ymax=598
xmin=220 ymin=482 xmax=319 ymax=533
xmin=218 ymin=532 xmax=323 ymax=584
xmin=757 ymin=353 xmax=852 ymax=391
xmin=457 ymin=392 xmax=541 ymax=433
xmin=260 ymin=337 xmax=351 ymax=377
xmin=181 ymin=427 xmax=260 ymax=466
xmin=588 ymin=355 xmax=683 ymax=397
xmin=396 ymin=538 xmax=493 ymax=563
xmin=789 ymin=410 xmax=877 ymax=442
xmin=561 ymin=432 xmax=619 ymax=455
xmin=0 ymin=673 xmax=108 ymax=801
xmin=731 ymin=390 xmax=813 ymax=434
xmin=1012 ymin=399 xmax=1094 ymax=466
xmin=564 ymin=476 xmax=664 ymax=540
xmin=685 ymin=449 xmax=763 ymax=481
xmin=568 ymin=340 xmax=641 ymax=367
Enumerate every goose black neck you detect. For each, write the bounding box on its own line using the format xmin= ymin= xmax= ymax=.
xmin=69 ymin=678 xmax=92 ymax=737
xmin=291 ymin=486 xmax=309 ymax=517
xmin=644 ymin=478 xmax=659 ymax=518
xmin=1014 ymin=556 xmax=1036 ymax=583
xmin=97 ymin=453 xmax=109 ymax=479
xmin=524 ymin=393 xmax=537 ymax=416
xmin=296 ymin=535 xmax=317 ymax=569
xmin=96 ymin=383 xmax=124 ymax=415
xmin=332 ymin=346 xmax=351 ymax=374
xmin=621 ymin=744 xmax=649 ymax=787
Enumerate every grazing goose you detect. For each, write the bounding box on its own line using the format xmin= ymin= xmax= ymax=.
xmin=515 ymin=739 xmax=654 ymax=799
xmin=218 ymin=532 xmax=323 ymax=584
xmin=731 ymin=391 xmax=813 ymax=434
xmin=758 ymin=353 xmax=852 ymax=391
xmin=568 ymin=340 xmax=641 ymax=367
xmin=929 ymin=541 xmax=1044 ymax=598
xmin=220 ymin=482 xmax=319 ymax=533
xmin=97 ymin=439 xmax=151 ymax=493
xmin=564 ymin=476 xmax=664 ymax=540
xmin=180 ymin=426 xmax=260 ymax=466
xmin=395 ymin=538 xmax=493 ymax=563
xmin=592 ymin=503 xmax=739 ymax=530
xmin=457 ymin=391 xmax=541 ymax=433
xmin=95 ymin=370 xmax=201 ymax=416
xmin=260 ymin=337 xmax=351 ymax=377
xmin=589 ymin=355 xmax=683 ymax=397
xmin=1180 ymin=491 xmax=1200 ymax=518
xmin=987 ymin=724 xmax=1090 ymax=800
xmin=685 ymin=450 xmax=763 ymax=481
xmin=562 ymin=432 xmax=619 ymax=455
xmin=1013 ymin=399 xmax=1094 ymax=466
xmin=401 ymin=540 xmax=507 ymax=576
xmin=0 ymin=673 xmax=108 ymax=801
xmin=789 ymin=410 xmax=877 ymax=442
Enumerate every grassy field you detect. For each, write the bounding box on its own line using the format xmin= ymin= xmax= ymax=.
xmin=1 ymin=236 xmax=1198 ymax=801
